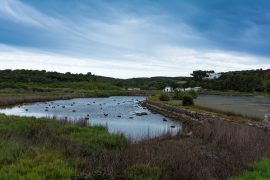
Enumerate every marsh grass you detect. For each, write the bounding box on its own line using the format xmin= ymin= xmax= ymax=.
xmin=230 ymin=159 xmax=270 ymax=180
xmin=0 ymin=114 xmax=127 ymax=179
xmin=80 ymin=118 xmax=270 ymax=180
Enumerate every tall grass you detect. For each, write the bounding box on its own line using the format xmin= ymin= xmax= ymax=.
xmin=80 ymin=118 xmax=270 ymax=179
xmin=0 ymin=114 xmax=127 ymax=179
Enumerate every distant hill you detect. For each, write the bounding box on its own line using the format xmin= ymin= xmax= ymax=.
xmin=0 ymin=69 xmax=189 ymax=90
xmin=191 ymin=69 xmax=270 ymax=92
xmin=2 ymin=69 xmax=269 ymax=92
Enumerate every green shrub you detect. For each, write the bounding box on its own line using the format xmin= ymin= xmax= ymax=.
xmin=0 ymin=148 xmax=76 ymax=179
xmin=159 ymin=93 xmax=170 ymax=101
xmin=182 ymin=95 xmax=194 ymax=106
xmin=189 ymin=90 xmax=198 ymax=99
xmin=173 ymin=91 xmax=184 ymax=100
xmin=230 ymin=159 xmax=270 ymax=180
xmin=173 ymin=90 xmax=198 ymax=100
xmin=125 ymin=164 xmax=161 ymax=180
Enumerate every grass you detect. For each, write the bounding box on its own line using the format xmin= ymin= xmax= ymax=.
xmin=0 ymin=114 xmax=127 ymax=179
xmin=125 ymin=164 xmax=161 ymax=180
xmin=202 ymin=90 xmax=270 ymax=98
xmin=149 ymin=94 xmax=262 ymax=124
xmin=231 ymin=159 xmax=270 ymax=180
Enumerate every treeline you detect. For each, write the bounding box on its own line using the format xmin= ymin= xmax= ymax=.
xmin=0 ymin=69 xmax=189 ymax=90
xmin=191 ymin=69 xmax=270 ymax=92
xmin=0 ymin=69 xmax=116 ymax=83
xmin=0 ymin=70 xmax=120 ymax=90
xmin=116 ymin=77 xmax=190 ymax=90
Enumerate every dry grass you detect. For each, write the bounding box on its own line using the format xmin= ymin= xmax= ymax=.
xmin=81 ymin=119 xmax=270 ymax=180
xmin=0 ymin=94 xmax=85 ymax=107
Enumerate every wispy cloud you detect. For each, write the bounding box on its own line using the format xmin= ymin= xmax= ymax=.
xmin=0 ymin=0 xmax=60 ymax=28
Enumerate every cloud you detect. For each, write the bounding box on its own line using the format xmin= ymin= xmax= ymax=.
xmin=0 ymin=0 xmax=60 ymax=28
xmin=0 ymin=44 xmax=269 ymax=78
xmin=0 ymin=0 xmax=269 ymax=78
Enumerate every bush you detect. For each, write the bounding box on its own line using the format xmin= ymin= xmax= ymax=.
xmin=159 ymin=93 xmax=170 ymax=101
xmin=182 ymin=95 xmax=194 ymax=106
xmin=189 ymin=90 xmax=198 ymax=99
xmin=173 ymin=90 xmax=198 ymax=100
xmin=173 ymin=91 xmax=184 ymax=100
xmin=125 ymin=164 xmax=161 ymax=180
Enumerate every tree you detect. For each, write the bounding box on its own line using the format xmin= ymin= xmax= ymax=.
xmin=182 ymin=95 xmax=194 ymax=106
xmin=191 ymin=70 xmax=214 ymax=81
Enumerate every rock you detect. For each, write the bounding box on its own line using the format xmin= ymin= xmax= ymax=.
xmin=129 ymin=117 xmax=134 ymax=119
xmin=163 ymin=118 xmax=167 ymax=121
xmin=170 ymin=125 xmax=176 ymax=128
xmin=135 ymin=112 xmax=148 ymax=116
xmin=117 ymin=115 xmax=121 ymax=118
xmin=85 ymin=117 xmax=89 ymax=120
xmin=186 ymin=131 xmax=193 ymax=137
xmin=104 ymin=113 xmax=108 ymax=117
xmin=72 ymin=110 xmax=76 ymax=112
xmin=62 ymin=106 xmax=65 ymax=108
xmin=25 ymin=109 xmax=28 ymax=111
xmin=45 ymin=109 xmax=48 ymax=112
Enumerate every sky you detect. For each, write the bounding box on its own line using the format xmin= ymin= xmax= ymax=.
xmin=0 ymin=0 xmax=270 ymax=78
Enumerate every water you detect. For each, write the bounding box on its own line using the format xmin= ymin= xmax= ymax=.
xmin=195 ymin=94 xmax=270 ymax=119
xmin=0 ymin=96 xmax=181 ymax=140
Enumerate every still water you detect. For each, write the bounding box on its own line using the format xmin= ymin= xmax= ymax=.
xmin=195 ymin=94 xmax=270 ymax=119
xmin=0 ymin=96 xmax=181 ymax=140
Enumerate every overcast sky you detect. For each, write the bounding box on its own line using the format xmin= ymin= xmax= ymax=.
xmin=0 ymin=0 xmax=270 ymax=78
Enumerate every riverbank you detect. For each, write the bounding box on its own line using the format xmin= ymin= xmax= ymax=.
xmin=0 ymin=89 xmax=160 ymax=107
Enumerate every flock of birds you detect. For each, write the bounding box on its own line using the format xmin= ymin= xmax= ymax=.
xmin=22 ymin=98 xmax=176 ymax=128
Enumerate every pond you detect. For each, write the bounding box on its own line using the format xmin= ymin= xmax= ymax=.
xmin=195 ymin=94 xmax=270 ymax=119
xmin=0 ymin=96 xmax=181 ymax=140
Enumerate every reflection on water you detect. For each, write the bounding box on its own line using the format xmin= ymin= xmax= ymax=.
xmin=0 ymin=96 xmax=181 ymax=140
xmin=195 ymin=94 xmax=270 ymax=119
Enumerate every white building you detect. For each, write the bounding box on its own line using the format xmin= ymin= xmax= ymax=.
xmin=176 ymin=87 xmax=202 ymax=92
xmin=204 ymin=73 xmax=222 ymax=80
xmin=163 ymin=86 xmax=173 ymax=92
xmin=127 ymin=88 xmax=141 ymax=91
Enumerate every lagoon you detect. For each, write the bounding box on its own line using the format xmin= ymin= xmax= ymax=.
xmin=0 ymin=96 xmax=181 ymax=140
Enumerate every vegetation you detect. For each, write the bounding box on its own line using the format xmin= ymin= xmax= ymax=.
xmin=0 ymin=69 xmax=188 ymax=90
xmin=231 ymin=159 xmax=270 ymax=180
xmin=159 ymin=93 xmax=170 ymax=101
xmin=173 ymin=90 xmax=198 ymax=100
xmin=182 ymin=95 xmax=194 ymax=106
xmin=125 ymin=165 xmax=161 ymax=180
xmin=191 ymin=69 xmax=270 ymax=93
xmin=0 ymin=114 xmax=127 ymax=179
